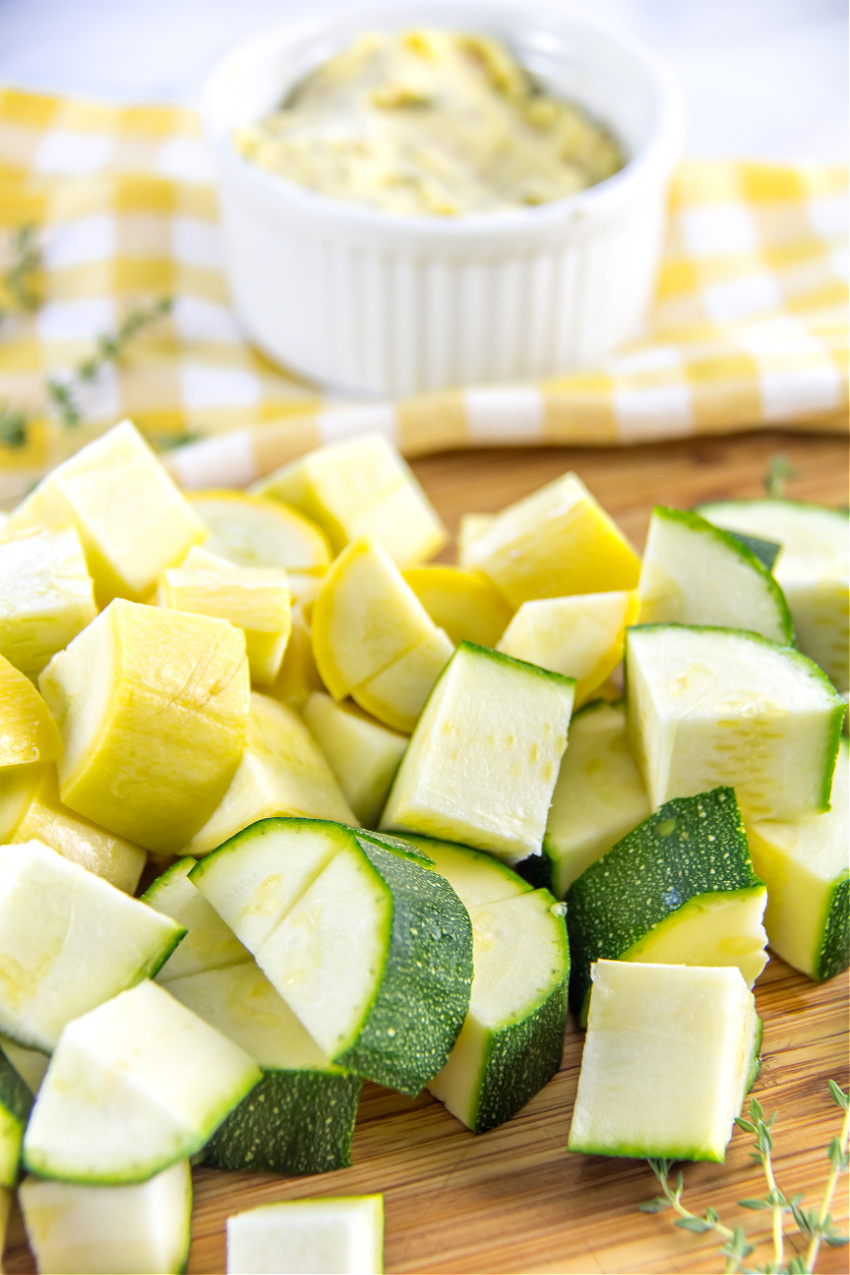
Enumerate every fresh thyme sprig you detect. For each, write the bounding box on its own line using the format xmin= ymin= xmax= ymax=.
xmin=0 ymin=222 xmax=42 ymax=319
xmin=639 ymin=1081 xmax=849 ymax=1274
xmin=763 ymin=453 xmax=798 ymax=499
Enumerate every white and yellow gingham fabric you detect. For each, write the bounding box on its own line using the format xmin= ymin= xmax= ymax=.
xmin=0 ymin=85 xmax=846 ymax=501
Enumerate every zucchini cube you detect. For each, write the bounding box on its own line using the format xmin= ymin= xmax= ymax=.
xmin=381 ymin=643 xmax=575 ymax=862
xmin=7 ymin=420 xmax=207 ymax=606
xmin=143 ymin=858 xmax=252 ymax=983
xmin=227 ymin=1195 xmax=384 ymax=1275
xmin=747 ymin=737 xmax=849 ymax=982
xmin=39 ymin=599 xmax=250 ymax=853
xmin=0 ymin=526 xmax=96 ymax=677
xmin=0 ymin=1045 xmax=32 ymax=1187
xmin=19 ymin=1160 xmax=192 ymax=1275
xmin=569 ymin=961 xmax=761 ymax=1162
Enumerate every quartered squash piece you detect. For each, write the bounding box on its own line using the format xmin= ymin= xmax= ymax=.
xmin=0 ymin=526 xmax=96 ymax=677
xmin=0 ymin=655 xmax=63 ymax=768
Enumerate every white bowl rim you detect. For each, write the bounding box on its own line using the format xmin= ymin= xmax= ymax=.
xmin=200 ymin=0 xmax=686 ymax=234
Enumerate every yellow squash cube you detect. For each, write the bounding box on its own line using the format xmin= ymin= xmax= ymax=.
xmin=9 ymin=768 xmax=146 ymax=894
xmin=456 ymin=513 xmax=496 ymax=566
xmin=186 ymin=490 xmax=330 ymax=575
xmin=466 ymin=473 xmax=641 ymax=608
xmin=0 ymin=656 xmax=63 ymax=767
xmin=0 ymin=526 xmax=96 ymax=677
xmin=303 ymin=692 xmax=407 ymax=827
xmin=254 ymin=432 xmax=447 ymax=566
xmin=269 ymin=604 xmax=324 ymax=710
xmin=159 ymin=546 xmax=291 ymax=686
xmin=39 ymin=600 xmax=249 ymax=852
xmin=312 ymin=537 xmax=438 ymax=700
xmin=403 ymin=565 xmax=513 ymax=648
xmin=7 ymin=420 xmax=207 ymax=605
xmin=352 ymin=627 xmax=455 ymax=733
xmin=0 ymin=764 xmax=45 ymax=841
xmin=187 ymin=692 xmax=357 ymax=854
xmin=497 ymin=591 xmax=638 ymax=706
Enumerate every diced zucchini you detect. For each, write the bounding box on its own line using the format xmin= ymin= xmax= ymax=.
xmin=747 ymin=737 xmax=849 ymax=981
xmin=20 ymin=1159 xmax=192 ymax=1275
xmin=253 ymin=430 xmax=445 ymax=565
xmin=625 ymin=624 xmax=845 ymax=821
xmin=0 ymin=526 xmax=96 ymax=677
xmin=637 ymin=507 xmax=793 ymax=643
xmin=39 ymin=599 xmax=250 ymax=853
xmin=428 ymin=888 xmax=570 ymax=1133
xmin=8 ymin=420 xmax=207 ymax=606
xmin=541 ymin=700 xmax=651 ymax=899
xmin=23 ymin=980 xmax=261 ymax=1184
xmin=383 ymin=831 xmax=531 ymax=908
xmin=465 ymin=472 xmax=640 ymax=608
xmin=497 ymin=590 xmax=637 ymax=706
xmin=0 ymin=655 xmax=62 ymax=767
xmin=402 ymin=565 xmax=513 ymax=648
xmin=351 ymin=625 xmax=454 ymax=733
xmin=192 ymin=819 xmax=473 ymax=1096
xmin=167 ymin=962 xmax=360 ymax=1174
xmin=227 ymin=1195 xmax=384 ymax=1275
xmin=569 ymin=961 xmax=761 ymax=1162
xmin=186 ymin=489 xmax=330 ymax=575
xmin=10 ymin=767 xmax=146 ymax=894
xmin=0 ymin=1034 xmax=49 ymax=1094
xmin=303 ymin=693 xmax=407 ymax=827
xmin=0 ymin=840 xmax=184 ymax=1052
xmin=0 ymin=1042 xmax=32 ymax=1185
xmin=187 ymin=691 xmax=357 ymax=854
xmin=696 ymin=498 xmax=850 ymax=692
xmin=567 ymin=788 xmax=767 ymax=1022
xmin=381 ymin=643 xmax=574 ymax=862
xmin=142 ymin=858 xmax=252 ymax=983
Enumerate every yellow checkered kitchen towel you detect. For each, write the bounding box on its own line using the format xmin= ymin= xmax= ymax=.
xmin=0 ymin=85 xmax=847 ymax=502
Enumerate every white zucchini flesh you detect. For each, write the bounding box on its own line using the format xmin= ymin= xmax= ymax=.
xmin=19 ymin=1159 xmax=192 ymax=1275
xmin=23 ymin=980 xmax=261 ymax=1184
xmin=569 ymin=961 xmax=760 ymax=1162
xmin=227 ymin=1195 xmax=384 ymax=1275
xmin=696 ymin=499 xmax=850 ymax=692
xmin=254 ymin=846 xmax=390 ymax=1062
xmin=380 ymin=642 xmax=575 ymax=862
xmin=543 ymin=701 xmax=650 ymax=898
xmin=0 ymin=840 xmax=184 ymax=1052
xmin=637 ymin=507 xmax=792 ymax=643
xmin=747 ymin=737 xmax=849 ymax=981
xmin=143 ymin=858 xmax=252 ymax=983
xmin=392 ymin=832 xmax=531 ymax=909
xmin=189 ymin=819 xmax=349 ymax=952
xmin=626 ymin=625 xmax=845 ymax=821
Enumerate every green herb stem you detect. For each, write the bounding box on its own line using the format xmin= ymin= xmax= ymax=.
xmin=805 ymin=1101 xmax=850 ymax=1273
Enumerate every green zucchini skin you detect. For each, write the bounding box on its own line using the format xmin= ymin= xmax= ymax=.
xmin=816 ymin=873 xmax=850 ymax=982
xmin=566 ymin=787 xmax=763 ymax=1017
xmin=340 ymin=837 xmax=473 ymax=1096
xmin=513 ymin=852 xmax=555 ymax=892
xmin=203 ymin=1069 xmax=361 ymax=1174
xmin=724 ymin=531 xmax=781 ymax=573
xmin=473 ymin=937 xmax=570 ymax=1135
xmin=0 ymin=1043 xmax=33 ymax=1186
xmin=747 ymin=1017 xmax=764 ymax=1095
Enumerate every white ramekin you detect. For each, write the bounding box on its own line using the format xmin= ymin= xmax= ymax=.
xmin=201 ymin=2 xmax=685 ymax=397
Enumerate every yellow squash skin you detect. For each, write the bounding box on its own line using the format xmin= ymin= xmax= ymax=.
xmin=402 ymin=565 xmax=513 ymax=648
xmin=0 ymin=655 xmax=63 ymax=767
xmin=39 ymin=600 xmax=249 ymax=853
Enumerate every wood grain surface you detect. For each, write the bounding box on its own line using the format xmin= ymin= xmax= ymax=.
xmin=4 ymin=428 xmax=849 ymax=1275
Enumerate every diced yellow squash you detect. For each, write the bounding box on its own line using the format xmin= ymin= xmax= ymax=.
xmin=456 ymin=513 xmax=496 ymax=566
xmin=7 ymin=420 xmax=207 ymax=606
xmin=0 ymin=656 xmax=63 ymax=767
xmin=352 ymin=627 xmax=455 ymax=733
xmin=9 ymin=767 xmax=146 ymax=894
xmin=187 ymin=692 xmax=357 ymax=854
xmin=0 ymin=526 xmax=96 ymax=678
xmin=0 ymin=763 xmax=44 ymax=841
xmin=39 ymin=599 xmax=249 ymax=853
xmin=403 ymin=565 xmax=513 ymax=648
xmin=497 ymin=591 xmax=638 ymax=706
xmin=186 ymin=489 xmax=330 ymax=575
xmin=466 ymin=473 xmax=641 ymax=607
xmin=303 ymin=692 xmax=407 ymax=827
xmin=253 ymin=432 xmax=447 ymax=565
xmin=268 ymin=604 xmax=324 ymax=710
xmin=312 ymin=537 xmax=437 ymax=700
xmin=158 ymin=546 xmax=291 ymax=686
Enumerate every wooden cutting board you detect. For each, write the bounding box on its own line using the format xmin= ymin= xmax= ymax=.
xmin=4 ymin=428 xmax=849 ymax=1275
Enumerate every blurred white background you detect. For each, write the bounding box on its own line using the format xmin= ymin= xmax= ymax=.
xmin=0 ymin=0 xmax=846 ymax=159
